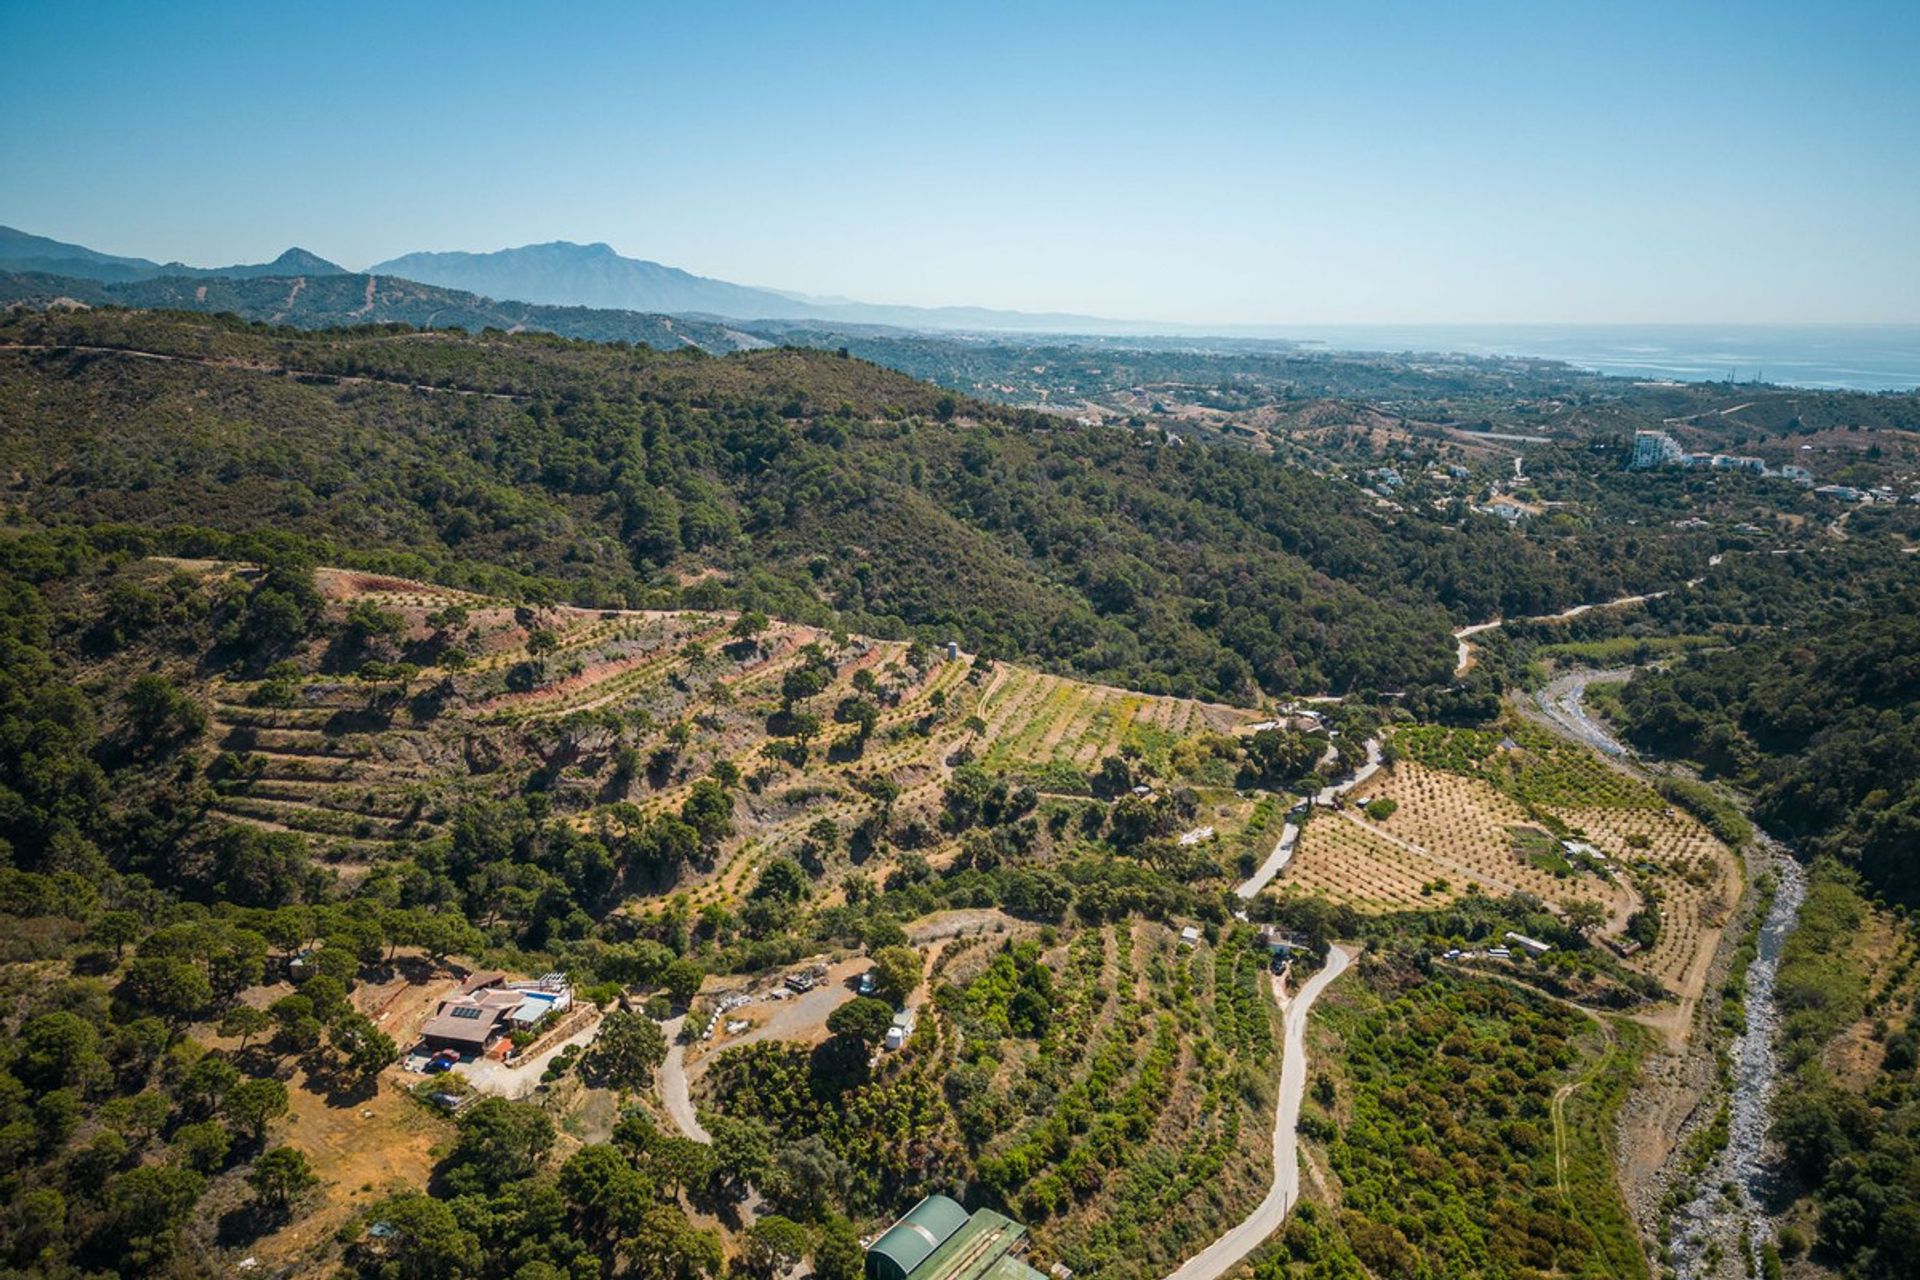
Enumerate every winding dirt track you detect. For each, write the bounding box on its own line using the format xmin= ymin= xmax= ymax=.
xmin=1236 ymin=738 xmax=1380 ymax=900
xmin=1162 ymin=945 xmax=1356 ymax=1280
xmin=1451 ymin=591 xmax=1674 ymax=677
xmin=658 ymin=1015 xmax=710 ymax=1143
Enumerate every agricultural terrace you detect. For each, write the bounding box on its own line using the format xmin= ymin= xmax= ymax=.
xmin=1277 ymin=723 xmax=1740 ymax=1002
xmin=974 ymin=667 xmax=1263 ymax=788
xmin=700 ymin=921 xmax=1284 ymax=1280
xmin=201 ymin=568 xmax=1277 ymax=923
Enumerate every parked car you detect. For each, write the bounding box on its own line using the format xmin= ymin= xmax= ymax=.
xmin=424 ymin=1049 xmax=461 ymax=1074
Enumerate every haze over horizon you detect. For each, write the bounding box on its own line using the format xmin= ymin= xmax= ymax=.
xmin=3 ymin=0 xmax=1917 ymax=327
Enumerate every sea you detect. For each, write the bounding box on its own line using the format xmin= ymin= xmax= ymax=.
xmin=1279 ymin=324 xmax=1920 ymax=393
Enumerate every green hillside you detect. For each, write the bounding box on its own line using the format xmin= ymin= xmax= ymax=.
xmin=0 ymin=308 xmax=1716 ymax=701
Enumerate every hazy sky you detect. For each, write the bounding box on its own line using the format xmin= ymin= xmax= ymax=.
xmin=4 ymin=1 xmax=1916 ymax=324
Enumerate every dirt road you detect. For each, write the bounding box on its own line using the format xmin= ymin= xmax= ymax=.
xmin=658 ymin=1015 xmax=710 ymax=1143
xmin=457 ymin=1013 xmax=602 ymax=1100
xmin=657 ymin=959 xmax=873 ymax=1144
xmin=1162 ymin=944 xmax=1355 ymax=1280
xmin=1451 ymin=592 xmax=1674 ymax=678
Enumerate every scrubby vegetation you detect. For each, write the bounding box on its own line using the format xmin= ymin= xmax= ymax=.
xmin=1766 ymin=862 xmax=1919 ymax=1277
xmin=1615 ymin=595 xmax=1920 ymax=903
xmin=1261 ymin=958 xmax=1646 ymax=1280
xmin=2 ymin=299 xmax=1915 ymax=1280
xmin=0 ymin=309 xmax=1743 ymax=701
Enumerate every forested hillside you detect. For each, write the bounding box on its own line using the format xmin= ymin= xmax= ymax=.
xmin=3 ymin=303 xmax=1911 ymax=1280
xmin=0 ymin=309 xmax=1716 ymax=701
xmin=1613 ymin=595 xmax=1920 ymax=904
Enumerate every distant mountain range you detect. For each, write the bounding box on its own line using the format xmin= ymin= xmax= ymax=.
xmin=369 ymin=241 xmax=815 ymax=322
xmin=0 ymin=265 xmax=768 ymax=354
xmin=366 ymin=239 xmax=1128 ymax=333
xmin=0 ymin=225 xmax=345 ymax=283
xmin=0 ymin=224 xmax=1138 ymax=333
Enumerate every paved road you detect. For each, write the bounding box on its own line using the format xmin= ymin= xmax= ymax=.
xmin=1163 ymin=945 xmax=1356 ymax=1280
xmin=1236 ymin=740 xmax=1374 ymax=901
xmin=1453 ymin=619 xmax=1505 ymax=675
xmin=1236 ymin=738 xmax=1380 ymax=901
xmin=1236 ymin=821 xmax=1300 ymax=900
xmin=1312 ymin=737 xmax=1381 ymax=807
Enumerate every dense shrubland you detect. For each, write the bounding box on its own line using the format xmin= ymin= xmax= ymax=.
xmin=1 ymin=309 xmax=1733 ymax=700
xmin=1614 ymin=593 xmax=1920 ymax=904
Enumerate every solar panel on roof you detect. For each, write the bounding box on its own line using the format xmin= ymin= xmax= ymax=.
xmin=450 ymin=1006 xmax=483 ymax=1019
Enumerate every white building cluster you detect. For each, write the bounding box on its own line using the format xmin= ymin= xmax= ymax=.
xmin=1627 ymin=430 xmax=1794 ymax=481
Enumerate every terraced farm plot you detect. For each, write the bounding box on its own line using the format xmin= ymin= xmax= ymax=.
xmin=1274 ymin=730 xmax=1742 ymax=1003
xmin=1553 ymin=805 xmax=1740 ymax=991
xmin=1283 ymin=815 xmax=1455 ymax=911
xmin=195 ymin=568 xmax=1294 ymax=929
xmin=977 ymin=668 xmax=1259 ymax=779
xmin=1349 ymin=760 xmax=1638 ymax=912
xmin=935 ymin=922 xmax=1282 ymax=1280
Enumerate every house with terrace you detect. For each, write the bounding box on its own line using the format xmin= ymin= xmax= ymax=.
xmin=419 ymin=972 xmax=573 ymax=1056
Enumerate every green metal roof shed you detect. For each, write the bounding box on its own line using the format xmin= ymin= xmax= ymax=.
xmin=894 ymin=1207 xmax=1040 ymax=1280
xmin=865 ymin=1195 xmax=971 ymax=1280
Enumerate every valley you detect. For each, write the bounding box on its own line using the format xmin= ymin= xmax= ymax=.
xmin=6 ymin=5 xmax=1917 ymax=1279
xmin=0 ymin=306 xmax=1914 ymax=1280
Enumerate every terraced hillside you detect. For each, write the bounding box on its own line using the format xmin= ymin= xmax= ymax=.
xmin=701 ymin=918 xmax=1284 ymax=1280
xmin=189 ymin=563 xmax=1268 ymax=915
xmin=1277 ymin=723 xmax=1742 ymax=1003
xmin=975 ymin=667 xmax=1261 ymax=779
xmin=2 ymin=545 xmax=1710 ymax=1280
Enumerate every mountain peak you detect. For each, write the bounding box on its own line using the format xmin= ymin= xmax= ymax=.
xmin=269 ymin=247 xmax=346 ymax=274
xmin=367 ymin=240 xmax=803 ymax=317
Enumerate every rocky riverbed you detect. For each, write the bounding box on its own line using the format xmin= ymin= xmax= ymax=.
xmin=1666 ymin=844 xmax=1805 ymax=1279
xmin=1520 ymin=670 xmax=1807 ymax=1279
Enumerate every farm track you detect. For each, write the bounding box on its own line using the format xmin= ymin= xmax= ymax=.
xmin=1162 ymin=946 xmax=1355 ymax=1280
xmin=1451 ymin=590 xmax=1681 ymax=678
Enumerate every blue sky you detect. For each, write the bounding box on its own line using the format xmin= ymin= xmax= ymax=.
xmin=3 ymin=1 xmax=1915 ymax=324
